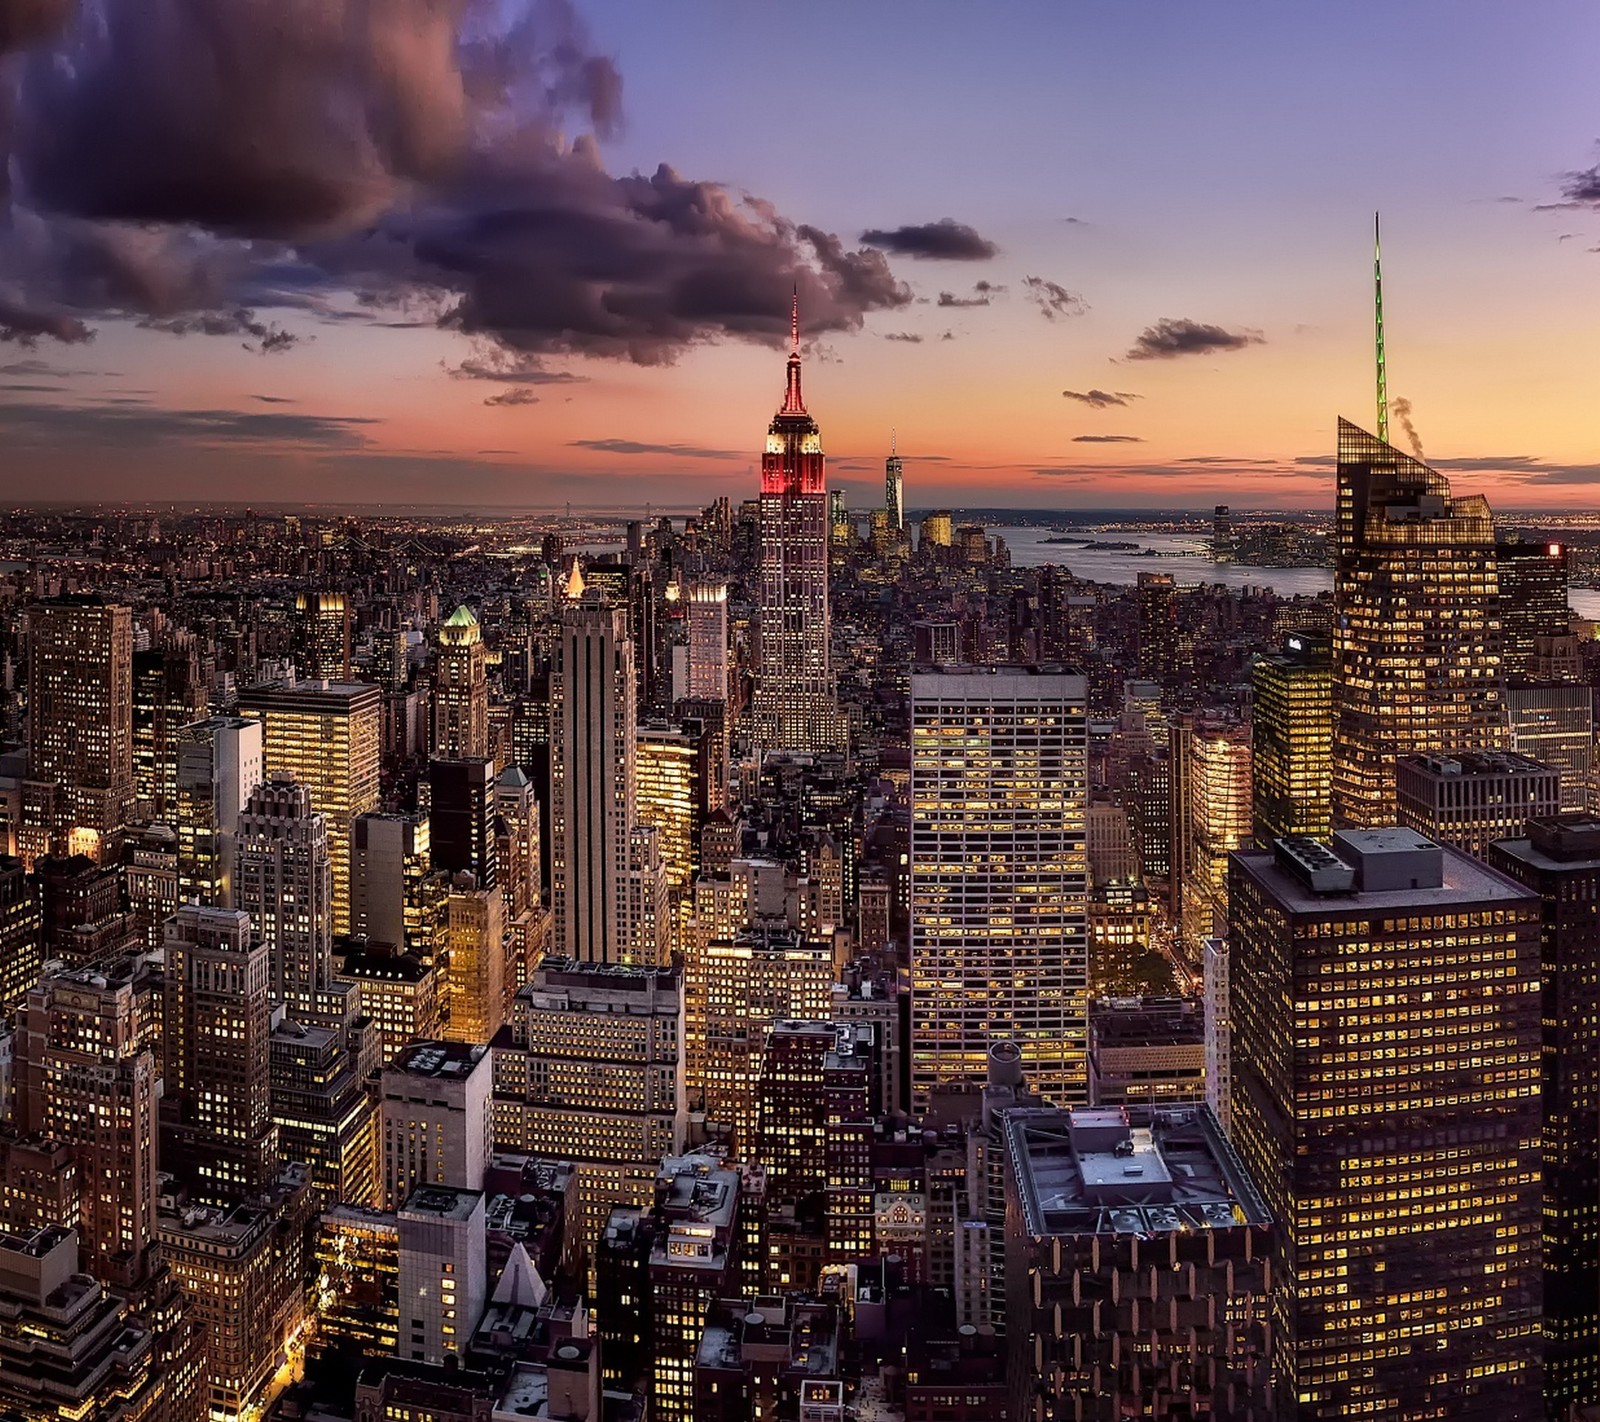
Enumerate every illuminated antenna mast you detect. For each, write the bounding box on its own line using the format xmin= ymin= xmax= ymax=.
xmin=890 ymin=428 xmax=897 ymax=456
xmin=1374 ymin=211 xmax=1389 ymax=446
xmin=790 ymin=285 xmax=799 ymax=353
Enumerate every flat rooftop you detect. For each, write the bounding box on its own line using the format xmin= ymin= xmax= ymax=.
xmin=400 ymin=1185 xmax=484 ymax=1223
xmin=386 ymin=1039 xmax=487 ymax=1079
xmin=1399 ymin=749 xmax=1554 ymax=778
xmin=1232 ymin=839 xmax=1532 ymax=913
xmin=1007 ymin=1104 xmax=1271 ymax=1239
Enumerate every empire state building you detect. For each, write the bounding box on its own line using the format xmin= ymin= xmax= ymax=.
xmin=752 ymin=297 xmax=843 ymax=755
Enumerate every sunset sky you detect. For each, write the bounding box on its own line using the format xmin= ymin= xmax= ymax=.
xmin=2 ymin=0 xmax=1598 ymax=511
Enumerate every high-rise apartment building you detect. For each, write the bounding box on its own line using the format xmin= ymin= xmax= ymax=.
xmin=1251 ymin=632 xmax=1332 ymax=845
xmin=1135 ymin=573 xmax=1179 ymax=684
xmin=235 ymin=774 xmax=335 ymax=1020
xmin=1488 ymin=815 xmax=1600 ymax=1415
xmin=491 ymin=958 xmax=685 ymax=1258
xmin=295 ymin=589 xmax=352 ymax=680
xmin=1230 ymin=830 xmax=1542 ymax=1419
xmin=161 ymin=905 xmax=278 ymax=1206
xmin=686 ymin=581 xmax=729 ymax=704
xmin=751 ymin=303 xmax=840 ymax=755
xmin=433 ymin=605 xmax=489 ymax=759
xmin=239 ymin=678 xmax=381 ymax=935
xmin=552 ymin=601 xmax=662 ymax=964
xmin=1395 ymin=750 xmax=1562 ymax=861
xmin=910 ymin=668 xmax=1090 ymax=1105
xmin=1497 ymin=540 xmax=1569 ymax=680
xmin=26 ymin=597 xmax=134 ymax=860
xmin=1180 ymin=717 xmax=1252 ymax=945
xmin=1331 ymin=420 xmax=1507 ymax=827
xmin=174 ymin=715 xmax=264 ymax=907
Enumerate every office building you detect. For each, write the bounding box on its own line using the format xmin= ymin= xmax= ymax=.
xmin=161 ymin=905 xmax=278 ymax=1206
xmin=1230 ymin=830 xmax=1542 ymax=1418
xmin=351 ymin=811 xmax=432 ymax=950
xmin=26 ymin=596 xmax=134 ymax=860
xmin=1136 ymin=573 xmax=1179 ymax=683
xmin=1201 ymin=936 xmax=1231 ymax=1133
xmin=1251 ymin=632 xmax=1332 ymax=845
xmin=1331 ymin=419 xmax=1507 ymax=826
xmin=686 ymin=581 xmax=730 ymax=704
xmin=921 ymin=509 xmax=953 ymax=551
xmin=491 ymin=958 xmax=685 ymax=1259
xmin=1498 ymin=540 xmax=1569 ymax=680
xmin=1396 ymin=750 xmax=1562 ymax=861
xmin=751 ymin=302 xmax=841 ymax=755
xmin=1086 ymin=997 xmax=1206 ymax=1108
xmin=635 ymin=723 xmax=702 ymax=903
xmin=9 ymin=960 xmax=160 ymax=1287
xmin=35 ymin=849 xmax=132 ymax=968
xmin=1212 ymin=502 xmax=1234 ymax=562
xmin=427 ymin=756 xmax=498 ymax=890
xmin=397 ymin=1185 xmax=487 ymax=1365
xmin=239 ymin=678 xmax=381 ymax=935
xmin=1180 ymin=718 xmax=1252 ymax=944
xmin=694 ymin=1295 xmax=845 ymax=1422
xmin=1504 ymin=683 xmax=1593 ymax=812
xmin=314 ymin=1205 xmax=401 ymax=1359
xmin=378 ymin=1039 xmax=493 ymax=1211
xmin=269 ymin=1006 xmax=380 ymax=1211
xmin=235 ymin=774 xmax=335 ymax=1020
xmin=296 ymin=589 xmax=352 ymax=680
xmin=433 ymin=605 xmax=489 ymax=759
xmin=1489 ymin=815 xmax=1600 ymax=1414
xmin=0 ymin=856 xmax=42 ymax=1016
xmin=131 ymin=645 xmax=206 ymax=818
xmin=885 ymin=443 xmax=905 ymax=530
xmin=174 ymin=715 xmax=264 ymax=908
xmin=551 ymin=600 xmax=666 ymax=965
xmin=122 ymin=824 xmax=179 ymax=952
xmin=335 ymin=939 xmax=439 ymax=1061
xmin=1003 ymin=1104 xmax=1273 ymax=1420
xmin=910 ymin=668 xmax=1090 ymax=1106
xmin=441 ymin=876 xmax=505 ymax=1045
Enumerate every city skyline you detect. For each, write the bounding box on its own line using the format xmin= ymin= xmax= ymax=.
xmin=2 ymin=2 xmax=1599 ymax=510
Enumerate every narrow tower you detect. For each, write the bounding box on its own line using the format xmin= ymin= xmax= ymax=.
xmin=885 ymin=429 xmax=905 ymax=532
xmin=1374 ymin=212 xmax=1389 ymax=446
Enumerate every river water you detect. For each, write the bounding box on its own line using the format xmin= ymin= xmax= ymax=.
xmin=996 ymin=525 xmax=1600 ymax=619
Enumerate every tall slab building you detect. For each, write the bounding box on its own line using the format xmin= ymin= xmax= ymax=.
xmin=910 ymin=667 xmax=1090 ymax=1106
xmin=751 ymin=299 xmax=840 ymax=755
xmin=1331 ymin=419 xmax=1507 ymax=827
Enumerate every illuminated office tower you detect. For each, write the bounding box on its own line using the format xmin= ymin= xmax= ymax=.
xmin=552 ymin=601 xmax=663 ymax=964
xmin=636 ymin=723 xmax=702 ymax=898
xmin=427 ymin=756 xmax=497 ymax=890
xmin=1230 ymin=831 xmax=1542 ymax=1419
xmin=132 ymin=645 xmax=205 ymax=818
xmin=829 ymin=488 xmax=852 ymax=558
xmin=495 ymin=766 xmax=541 ymax=917
xmin=1497 ymin=540 xmax=1569 ymax=680
xmin=1331 ymin=419 xmax=1507 ymax=827
xmin=920 ymin=509 xmax=953 ymax=552
xmin=296 ymin=589 xmax=352 ymax=680
xmin=1136 ymin=572 xmax=1179 ymax=683
xmin=239 ymin=678 xmax=381 ymax=935
xmin=1395 ymin=750 xmax=1561 ymax=861
xmin=10 ymin=961 xmax=159 ymax=1287
xmin=1251 ymin=633 xmax=1332 ymax=845
xmin=174 ymin=715 xmax=263 ymax=908
xmin=440 ymin=876 xmax=505 ymax=1045
xmin=433 ymin=605 xmax=489 ymax=758
xmin=751 ymin=300 xmax=841 ymax=755
xmin=0 ymin=856 xmax=42 ymax=1017
xmin=491 ymin=958 xmax=685 ymax=1258
xmin=1212 ymin=501 xmax=1234 ymax=562
xmin=700 ymin=924 xmax=833 ymax=1155
xmin=910 ymin=668 xmax=1090 ymax=1106
xmin=1505 ymin=684 xmax=1593 ymax=811
xmin=335 ymin=941 xmax=439 ymax=1062
xmin=1179 ymin=717 xmax=1251 ymax=946
xmin=26 ymin=596 xmax=134 ymax=860
xmin=1489 ymin=816 xmax=1600 ymax=1413
xmin=378 ymin=1040 xmax=492 ymax=1211
xmin=885 ymin=440 xmax=904 ymax=530
xmin=161 ymin=905 xmax=278 ymax=1206
xmin=686 ymin=581 xmax=729 ymax=703
xmin=396 ymin=1185 xmax=487 ymax=1365
xmin=351 ymin=811 xmax=431 ymax=949
xmin=235 ymin=774 xmax=334 ymax=1019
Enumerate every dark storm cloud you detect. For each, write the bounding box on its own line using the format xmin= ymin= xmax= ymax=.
xmin=0 ymin=0 xmax=910 ymax=359
xmin=0 ymin=295 xmax=92 ymax=344
xmin=1022 ymin=276 xmax=1085 ymax=320
xmin=570 ymin=438 xmax=741 ymax=460
xmin=1124 ymin=318 xmax=1262 ymax=359
xmin=0 ymin=396 xmax=379 ymax=448
xmin=140 ymin=307 xmax=299 ymax=353
xmin=858 ymin=219 xmax=998 ymax=261
xmin=1072 ymin=434 xmax=1143 ymax=443
xmin=1062 ymin=388 xmax=1139 ymax=408
xmin=483 ymin=387 xmax=539 ymax=407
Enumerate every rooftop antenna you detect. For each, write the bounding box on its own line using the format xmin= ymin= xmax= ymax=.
xmin=1374 ymin=211 xmax=1389 ymax=446
xmin=890 ymin=428 xmax=897 ymax=457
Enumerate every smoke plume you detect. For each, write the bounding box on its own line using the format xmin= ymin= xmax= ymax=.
xmin=1390 ymin=396 xmax=1425 ymax=459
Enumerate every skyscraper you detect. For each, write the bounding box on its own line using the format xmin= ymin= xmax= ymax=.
xmin=751 ymin=297 xmax=840 ymax=755
xmin=910 ymin=667 xmax=1090 ymax=1105
xmin=685 ymin=581 xmax=729 ymax=704
xmin=239 ymin=678 xmax=381 ymax=935
xmin=1230 ymin=830 xmax=1542 ymax=1418
xmin=1331 ymin=419 xmax=1507 ymax=827
xmin=1251 ymin=632 xmax=1332 ymax=845
xmin=296 ymin=589 xmax=352 ymax=681
xmin=131 ymin=645 xmax=205 ymax=818
xmin=161 ymin=905 xmax=278 ymax=1206
xmin=1180 ymin=717 xmax=1252 ymax=945
xmin=1135 ymin=572 xmax=1179 ymax=684
xmin=884 ymin=437 xmax=904 ymax=531
xmin=234 ymin=774 xmax=334 ymax=1021
xmin=174 ymin=714 xmax=264 ymax=908
xmin=433 ymin=605 xmax=489 ymax=759
xmin=1497 ymin=540 xmax=1569 ymax=680
xmin=552 ymin=600 xmax=661 ymax=965
xmin=427 ymin=756 xmax=498 ymax=891
xmin=1489 ymin=816 xmax=1600 ymax=1414
xmin=26 ymin=596 xmax=134 ymax=860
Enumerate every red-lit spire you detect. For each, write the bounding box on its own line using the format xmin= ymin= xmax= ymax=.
xmin=780 ymin=285 xmax=806 ymax=415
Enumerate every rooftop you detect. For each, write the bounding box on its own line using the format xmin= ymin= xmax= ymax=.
xmin=1399 ymin=749 xmax=1556 ymax=779
xmin=1235 ymin=835 xmax=1531 ymax=912
xmin=386 ymin=1039 xmax=488 ymax=1079
xmin=400 ymin=1185 xmax=484 ymax=1223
